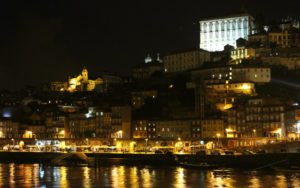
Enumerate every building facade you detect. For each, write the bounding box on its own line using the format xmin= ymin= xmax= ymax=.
xmin=163 ymin=49 xmax=210 ymax=73
xmin=200 ymin=13 xmax=255 ymax=51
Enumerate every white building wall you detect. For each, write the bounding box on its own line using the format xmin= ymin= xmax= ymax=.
xmin=200 ymin=15 xmax=254 ymax=52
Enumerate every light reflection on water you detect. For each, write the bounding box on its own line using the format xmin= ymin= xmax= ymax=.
xmin=0 ymin=164 xmax=299 ymax=187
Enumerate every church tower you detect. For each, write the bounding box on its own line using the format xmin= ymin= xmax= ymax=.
xmin=82 ymin=67 xmax=88 ymax=82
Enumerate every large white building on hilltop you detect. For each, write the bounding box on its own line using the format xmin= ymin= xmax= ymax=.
xmin=200 ymin=13 xmax=255 ymax=52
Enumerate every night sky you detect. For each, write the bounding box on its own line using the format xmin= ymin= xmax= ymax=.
xmin=1 ymin=0 xmax=300 ymax=90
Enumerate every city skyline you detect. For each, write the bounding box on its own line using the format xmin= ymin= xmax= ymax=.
xmin=1 ymin=0 xmax=300 ymax=90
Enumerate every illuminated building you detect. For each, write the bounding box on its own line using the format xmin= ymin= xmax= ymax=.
xmin=50 ymin=81 xmax=68 ymax=92
xmin=163 ymin=49 xmax=210 ymax=72
xmin=0 ymin=119 xmax=19 ymax=138
xmin=191 ymin=120 xmax=201 ymax=138
xmin=201 ymin=119 xmax=224 ymax=139
xmin=51 ymin=67 xmax=103 ymax=92
xmin=45 ymin=113 xmax=68 ymax=138
xmin=227 ymin=98 xmax=290 ymax=139
xmin=132 ymin=120 xmax=157 ymax=139
xmin=248 ymin=25 xmax=300 ymax=49
xmin=288 ymin=109 xmax=300 ymax=140
xmin=191 ymin=66 xmax=271 ymax=83
xmin=206 ymin=82 xmax=255 ymax=95
xmin=230 ymin=67 xmax=271 ymax=83
xmin=68 ymin=67 xmax=103 ymax=92
xmin=132 ymin=120 xmax=147 ymax=139
xmin=68 ymin=113 xmax=96 ymax=139
xmin=111 ymin=106 xmax=131 ymax=139
xmin=156 ymin=120 xmax=191 ymax=139
xmin=200 ymin=13 xmax=255 ymax=51
xmin=230 ymin=47 xmax=256 ymax=64
xmin=95 ymin=111 xmax=112 ymax=138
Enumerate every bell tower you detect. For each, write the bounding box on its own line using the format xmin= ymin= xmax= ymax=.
xmin=82 ymin=66 xmax=88 ymax=82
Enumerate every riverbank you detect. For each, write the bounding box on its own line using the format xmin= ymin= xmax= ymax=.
xmin=1 ymin=151 xmax=300 ymax=169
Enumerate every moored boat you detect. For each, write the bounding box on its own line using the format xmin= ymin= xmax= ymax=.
xmin=178 ymin=162 xmax=218 ymax=169
xmin=271 ymin=166 xmax=300 ymax=173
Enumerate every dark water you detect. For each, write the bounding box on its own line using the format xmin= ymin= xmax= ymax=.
xmin=1 ymin=163 xmax=300 ymax=188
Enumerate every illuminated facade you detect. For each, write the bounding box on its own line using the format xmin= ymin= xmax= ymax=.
xmin=68 ymin=67 xmax=103 ymax=92
xmin=206 ymin=82 xmax=255 ymax=95
xmin=227 ymin=98 xmax=290 ymax=139
xmin=192 ymin=66 xmax=271 ymax=83
xmin=201 ymin=119 xmax=224 ymax=138
xmin=230 ymin=47 xmax=256 ymax=64
xmin=200 ymin=13 xmax=255 ymax=51
xmin=156 ymin=120 xmax=191 ymax=139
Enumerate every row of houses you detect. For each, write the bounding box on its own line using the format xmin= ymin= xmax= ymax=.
xmin=1 ymin=97 xmax=300 ymax=142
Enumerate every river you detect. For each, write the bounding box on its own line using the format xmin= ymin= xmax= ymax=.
xmin=0 ymin=163 xmax=300 ymax=187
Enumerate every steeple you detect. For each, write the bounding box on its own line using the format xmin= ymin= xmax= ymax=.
xmin=145 ymin=54 xmax=152 ymax=63
xmin=156 ymin=53 xmax=162 ymax=63
xmin=82 ymin=66 xmax=88 ymax=81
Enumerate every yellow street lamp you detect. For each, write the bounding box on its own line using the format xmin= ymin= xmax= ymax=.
xmin=59 ymin=130 xmax=65 ymax=138
xmin=25 ymin=130 xmax=33 ymax=138
xmin=145 ymin=138 xmax=148 ymax=153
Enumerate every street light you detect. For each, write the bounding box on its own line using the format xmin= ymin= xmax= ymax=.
xmin=60 ymin=130 xmax=65 ymax=138
xmin=216 ymin=133 xmax=221 ymax=148
xmin=145 ymin=138 xmax=148 ymax=153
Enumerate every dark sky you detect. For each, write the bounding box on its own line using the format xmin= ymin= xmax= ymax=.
xmin=0 ymin=0 xmax=300 ymax=90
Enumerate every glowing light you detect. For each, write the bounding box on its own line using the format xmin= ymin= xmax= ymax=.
xmin=225 ymin=129 xmax=233 ymax=132
xmin=3 ymin=112 xmax=11 ymax=118
xmin=241 ymin=84 xmax=250 ymax=90
xmin=271 ymin=128 xmax=282 ymax=134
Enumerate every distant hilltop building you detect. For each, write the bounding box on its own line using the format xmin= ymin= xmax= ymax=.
xmin=144 ymin=53 xmax=162 ymax=64
xmin=163 ymin=48 xmax=210 ymax=72
xmin=132 ymin=54 xmax=163 ymax=80
xmin=51 ymin=67 xmax=103 ymax=92
xmin=200 ymin=13 xmax=255 ymax=52
xmin=68 ymin=67 xmax=103 ymax=92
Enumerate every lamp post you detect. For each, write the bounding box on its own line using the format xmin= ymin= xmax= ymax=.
xmin=145 ymin=138 xmax=148 ymax=154
xmin=11 ymin=138 xmax=15 ymax=146
xmin=216 ymin=133 xmax=221 ymax=148
xmin=253 ymin=129 xmax=256 ymax=147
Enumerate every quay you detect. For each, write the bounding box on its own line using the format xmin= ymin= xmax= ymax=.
xmin=1 ymin=151 xmax=300 ymax=169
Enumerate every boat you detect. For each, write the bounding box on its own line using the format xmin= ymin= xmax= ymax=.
xmin=271 ymin=166 xmax=300 ymax=173
xmin=178 ymin=161 xmax=218 ymax=169
xmin=51 ymin=152 xmax=94 ymax=167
